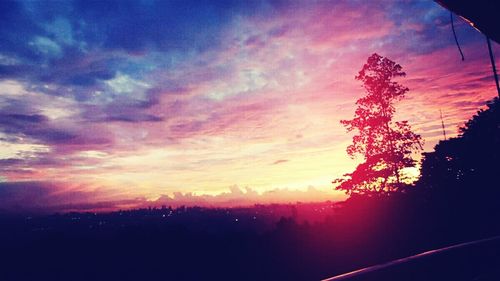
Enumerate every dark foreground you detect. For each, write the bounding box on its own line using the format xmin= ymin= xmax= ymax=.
xmin=1 ymin=194 xmax=500 ymax=281
xmin=323 ymin=236 xmax=500 ymax=281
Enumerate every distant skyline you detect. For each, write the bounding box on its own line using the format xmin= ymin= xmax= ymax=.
xmin=0 ymin=0 xmax=498 ymax=212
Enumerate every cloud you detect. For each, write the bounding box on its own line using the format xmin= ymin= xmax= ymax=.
xmin=101 ymin=114 xmax=164 ymax=123
xmin=0 ymin=109 xmax=113 ymax=148
xmin=149 ymin=185 xmax=344 ymax=208
xmin=0 ymin=181 xmax=113 ymax=213
xmin=0 ymin=181 xmax=342 ymax=213
xmin=0 ymin=113 xmax=48 ymax=126
xmin=0 ymin=0 xmax=498 ymax=210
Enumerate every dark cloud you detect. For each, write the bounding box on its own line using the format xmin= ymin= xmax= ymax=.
xmin=0 ymin=113 xmax=47 ymax=126
xmin=0 ymin=0 xmax=281 ymax=89
xmin=0 ymin=108 xmax=113 ymax=150
xmin=0 ymin=158 xmax=24 ymax=166
xmin=79 ymin=96 xmax=165 ymax=124
xmin=0 ymin=113 xmax=54 ymax=141
xmin=29 ymin=129 xmax=79 ymax=144
xmin=0 ymin=4 xmax=151 ymax=97
xmin=103 ymin=114 xmax=164 ymax=123
xmin=0 ymin=181 xmax=145 ymax=214
xmin=52 ymin=62 xmax=117 ymax=87
xmin=0 ymin=181 xmax=86 ymax=213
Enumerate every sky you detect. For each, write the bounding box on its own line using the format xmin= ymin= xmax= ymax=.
xmin=0 ymin=0 xmax=499 ymax=213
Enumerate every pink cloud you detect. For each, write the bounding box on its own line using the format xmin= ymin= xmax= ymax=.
xmin=1 ymin=1 xmax=498 ymax=209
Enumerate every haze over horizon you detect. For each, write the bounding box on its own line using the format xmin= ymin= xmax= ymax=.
xmin=0 ymin=0 xmax=498 ymax=212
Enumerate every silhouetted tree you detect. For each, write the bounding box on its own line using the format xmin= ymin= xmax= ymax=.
xmin=418 ymin=97 xmax=499 ymax=195
xmin=334 ymin=54 xmax=423 ymax=195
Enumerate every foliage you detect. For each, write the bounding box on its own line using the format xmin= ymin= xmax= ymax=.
xmin=334 ymin=54 xmax=423 ymax=195
xmin=418 ymin=97 xmax=499 ymax=194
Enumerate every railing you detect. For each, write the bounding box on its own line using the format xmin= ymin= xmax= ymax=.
xmin=322 ymin=235 xmax=500 ymax=281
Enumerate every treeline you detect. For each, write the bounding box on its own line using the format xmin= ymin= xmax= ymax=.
xmin=418 ymin=97 xmax=500 ymax=200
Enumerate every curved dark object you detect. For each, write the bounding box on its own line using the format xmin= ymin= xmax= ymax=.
xmin=435 ymin=0 xmax=500 ymax=44
xmin=322 ymin=236 xmax=500 ymax=281
xmin=450 ymin=12 xmax=465 ymax=61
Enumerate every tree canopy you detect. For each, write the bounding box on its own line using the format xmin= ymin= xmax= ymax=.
xmin=418 ymin=97 xmax=499 ymax=195
xmin=334 ymin=53 xmax=423 ymax=195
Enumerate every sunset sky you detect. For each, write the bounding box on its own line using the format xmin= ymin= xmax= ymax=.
xmin=0 ymin=0 xmax=499 ymax=212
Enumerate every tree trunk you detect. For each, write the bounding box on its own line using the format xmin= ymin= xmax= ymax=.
xmin=382 ymin=106 xmax=401 ymax=189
